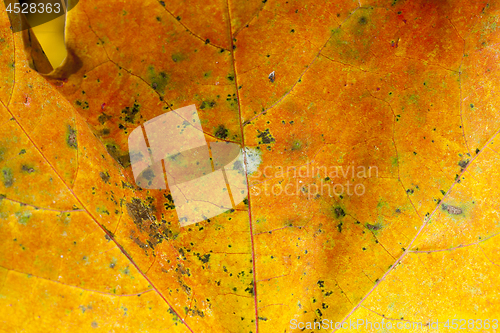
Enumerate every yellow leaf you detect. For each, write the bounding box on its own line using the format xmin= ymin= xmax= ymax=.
xmin=1 ymin=0 xmax=499 ymax=332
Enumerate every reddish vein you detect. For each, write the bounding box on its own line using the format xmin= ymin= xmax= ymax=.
xmin=225 ymin=1 xmax=260 ymax=332
xmin=0 ymin=96 xmax=194 ymax=332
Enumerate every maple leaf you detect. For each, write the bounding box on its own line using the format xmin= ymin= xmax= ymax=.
xmin=1 ymin=0 xmax=500 ymax=332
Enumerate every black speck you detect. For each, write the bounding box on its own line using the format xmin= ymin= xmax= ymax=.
xmin=334 ymin=207 xmax=345 ymax=218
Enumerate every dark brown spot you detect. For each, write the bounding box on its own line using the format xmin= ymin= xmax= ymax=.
xmin=442 ymin=204 xmax=463 ymax=215
xmin=99 ymin=171 xmax=110 ymax=183
xmin=126 ymin=199 xmax=153 ymax=227
xmin=121 ymin=102 xmax=140 ymax=123
xmin=214 ymin=125 xmax=228 ymax=139
xmin=98 ymin=113 xmax=112 ymax=124
xmin=67 ymin=125 xmax=77 ymax=149
xmin=334 ymin=207 xmax=345 ymax=218
xmin=22 ymin=165 xmax=34 ymax=173
xmin=366 ymin=223 xmax=381 ymax=231
xmin=105 ymin=144 xmax=131 ymax=168
xmin=257 ymin=129 xmax=275 ymax=144
xmin=200 ymin=100 xmax=216 ymax=110
xmin=2 ymin=168 xmax=13 ymax=187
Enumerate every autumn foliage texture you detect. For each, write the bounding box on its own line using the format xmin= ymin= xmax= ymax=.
xmin=1 ymin=0 xmax=500 ymax=332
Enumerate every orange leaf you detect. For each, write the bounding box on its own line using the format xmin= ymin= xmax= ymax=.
xmin=1 ymin=0 xmax=500 ymax=332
